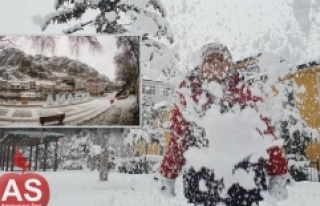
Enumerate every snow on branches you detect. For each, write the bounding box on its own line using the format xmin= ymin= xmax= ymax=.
xmin=34 ymin=0 xmax=173 ymax=41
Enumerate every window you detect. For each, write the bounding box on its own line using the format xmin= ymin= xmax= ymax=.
xmin=162 ymin=88 xmax=173 ymax=96
xmin=142 ymin=85 xmax=156 ymax=95
xmin=162 ymin=89 xmax=167 ymax=96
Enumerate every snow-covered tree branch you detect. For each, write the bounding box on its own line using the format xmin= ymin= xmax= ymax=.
xmin=34 ymin=0 xmax=173 ymax=41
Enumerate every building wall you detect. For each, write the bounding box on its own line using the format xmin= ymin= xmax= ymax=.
xmin=306 ymin=143 xmax=320 ymax=170
xmin=130 ymin=78 xmax=174 ymax=157
xmin=271 ymin=66 xmax=320 ymax=170
xmin=142 ymin=79 xmax=174 ymax=104
xmin=285 ymin=66 xmax=320 ymax=171
xmin=148 ymin=142 xmax=160 ymax=155
xmin=292 ymin=69 xmax=320 ymax=130
xmin=136 ymin=107 xmax=172 ymax=156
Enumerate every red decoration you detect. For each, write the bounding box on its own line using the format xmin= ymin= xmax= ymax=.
xmin=14 ymin=150 xmax=31 ymax=173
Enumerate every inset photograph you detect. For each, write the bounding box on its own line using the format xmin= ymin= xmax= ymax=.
xmin=0 ymin=36 xmax=140 ymax=127
xmin=0 ymin=128 xmax=165 ymax=205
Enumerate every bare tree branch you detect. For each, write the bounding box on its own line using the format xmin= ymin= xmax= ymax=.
xmin=68 ymin=36 xmax=103 ymax=57
xmin=27 ymin=36 xmax=58 ymax=54
xmin=19 ymin=36 xmax=103 ymax=57
xmin=0 ymin=36 xmax=19 ymax=49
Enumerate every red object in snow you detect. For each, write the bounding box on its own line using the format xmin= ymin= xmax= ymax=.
xmin=14 ymin=150 xmax=31 ymax=173
xmin=159 ymin=73 xmax=288 ymax=180
xmin=110 ymin=99 xmax=114 ymax=104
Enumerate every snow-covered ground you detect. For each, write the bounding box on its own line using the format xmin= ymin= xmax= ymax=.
xmin=0 ymin=170 xmax=319 ymax=206
xmin=77 ymin=96 xmax=139 ymax=126
xmin=0 ymin=96 xmax=137 ymax=126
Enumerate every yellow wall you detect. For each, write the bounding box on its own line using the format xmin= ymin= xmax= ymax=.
xmin=162 ymin=110 xmax=171 ymax=122
xmin=284 ymin=67 xmax=320 ymax=170
xmin=136 ymin=142 xmax=162 ymax=155
xmin=133 ymin=107 xmax=172 ymax=156
xmin=148 ymin=142 xmax=160 ymax=155
xmin=160 ymin=109 xmax=172 ymax=153
xmin=291 ymin=70 xmax=320 ymax=130
xmin=163 ymin=130 xmax=171 ymax=153
xmin=137 ymin=142 xmax=145 ymax=155
xmin=306 ymin=143 xmax=320 ymax=170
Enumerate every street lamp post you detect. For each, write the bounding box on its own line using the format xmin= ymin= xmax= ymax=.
xmin=5 ymin=72 xmax=8 ymax=102
xmin=4 ymin=71 xmax=11 ymax=103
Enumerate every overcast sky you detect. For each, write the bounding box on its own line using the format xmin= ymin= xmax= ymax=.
xmin=10 ymin=36 xmax=117 ymax=80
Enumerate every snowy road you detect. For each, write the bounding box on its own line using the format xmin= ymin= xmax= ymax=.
xmin=0 ymin=97 xmax=137 ymax=126
xmin=0 ymin=170 xmax=318 ymax=206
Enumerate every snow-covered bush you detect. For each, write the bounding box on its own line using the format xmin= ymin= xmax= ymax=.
xmin=59 ymin=132 xmax=92 ymax=170
xmin=108 ymin=146 xmax=116 ymax=171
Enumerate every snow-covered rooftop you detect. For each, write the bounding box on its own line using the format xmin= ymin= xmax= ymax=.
xmin=36 ymin=80 xmax=56 ymax=86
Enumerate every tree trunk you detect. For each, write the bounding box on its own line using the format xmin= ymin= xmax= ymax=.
xmin=89 ymin=156 xmax=94 ymax=171
xmin=99 ymin=150 xmax=109 ymax=181
xmin=99 ymin=131 xmax=109 ymax=181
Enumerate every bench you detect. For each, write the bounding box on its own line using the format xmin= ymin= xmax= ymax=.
xmin=39 ymin=113 xmax=65 ymax=126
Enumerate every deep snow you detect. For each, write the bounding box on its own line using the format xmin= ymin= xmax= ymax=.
xmin=0 ymin=170 xmax=319 ymax=206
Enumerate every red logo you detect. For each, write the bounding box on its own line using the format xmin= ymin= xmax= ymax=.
xmin=0 ymin=150 xmax=50 ymax=206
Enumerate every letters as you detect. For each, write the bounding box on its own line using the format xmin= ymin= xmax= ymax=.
xmin=1 ymin=178 xmax=42 ymax=202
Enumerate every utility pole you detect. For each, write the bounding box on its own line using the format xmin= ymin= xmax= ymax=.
xmin=96 ymin=84 xmax=98 ymax=97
